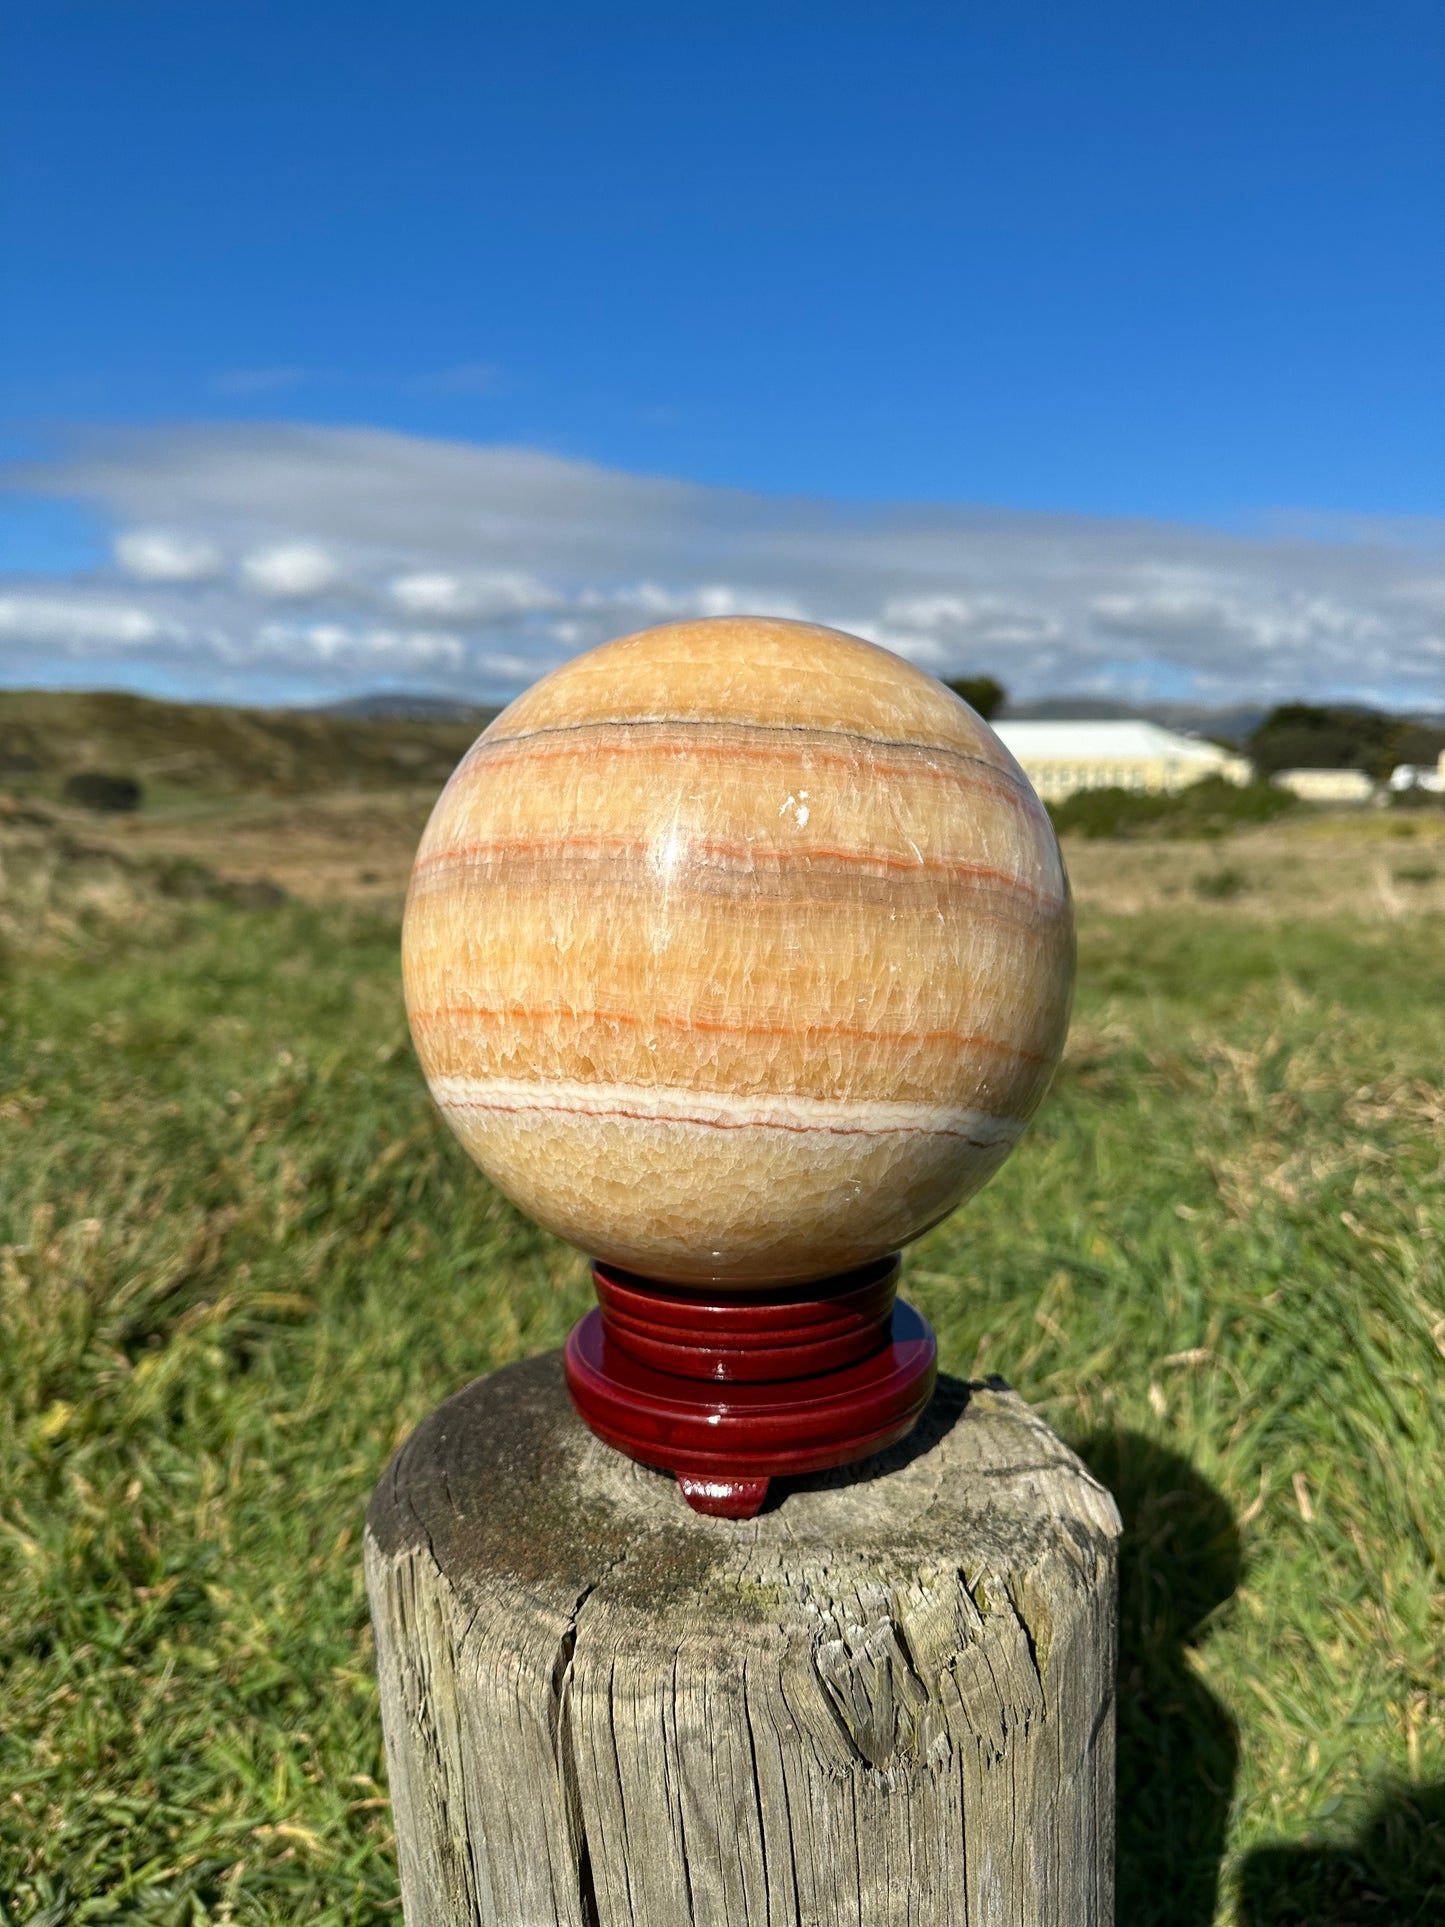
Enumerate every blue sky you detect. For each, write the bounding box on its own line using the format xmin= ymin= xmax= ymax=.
xmin=2 ymin=1 xmax=1442 ymax=706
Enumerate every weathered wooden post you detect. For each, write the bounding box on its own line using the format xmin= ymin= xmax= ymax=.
xmin=367 ymin=617 xmax=1120 ymax=1924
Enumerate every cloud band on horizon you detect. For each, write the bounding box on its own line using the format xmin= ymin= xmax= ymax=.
xmin=2 ymin=423 xmax=1443 ymax=710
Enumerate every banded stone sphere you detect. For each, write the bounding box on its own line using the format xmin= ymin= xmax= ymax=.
xmin=402 ymin=617 xmax=1074 ymax=1288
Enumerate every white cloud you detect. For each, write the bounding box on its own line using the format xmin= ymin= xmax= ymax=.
xmin=390 ymin=569 xmax=559 ymax=619
xmin=858 ymin=626 xmax=950 ymax=667
xmin=884 ymin=594 xmax=992 ymax=629
xmin=580 ymin=581 xmax=808 ymax=622
xmin=253 ymin=621 xmax=356 ymax=661
xmin=1390 ymin=579 xmax=1445 ymax=617
xmin=881 ymin=593 xmax=1061 ymax=642
xmin=241 ymin=543 xmax=339 ymax=597
xmin=4 ymin=422 xmax=1443 ymax=709
xmin=115 ymin=529 xmax=224 ymax=583
xmin=474 ymin=648 xmax=548 ymax=679
xmin=0 ymin=593 xmax=173 ymax=651
xmin=361 ymin=628 xmax=467 ymax=667
xmin=254 ymin=621 xmax=466 ymax=668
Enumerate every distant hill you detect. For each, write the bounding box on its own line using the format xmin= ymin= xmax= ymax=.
xmin=7 ymin=685 xmax=1438 ymax=806
xmin=0 ymin=688 xmax=499 ymax=799
xmin=315 ymin=692 xmax=501 ymax=724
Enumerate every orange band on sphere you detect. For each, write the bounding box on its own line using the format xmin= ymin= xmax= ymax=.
xmin=401 ymin=617 xmax=1074 ymax=1288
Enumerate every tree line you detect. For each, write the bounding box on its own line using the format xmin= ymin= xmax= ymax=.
xmin=944 ymin=677 xmax=1445 ymax=778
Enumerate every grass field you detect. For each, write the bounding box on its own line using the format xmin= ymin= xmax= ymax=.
xmin=2 ymin=806 xmax=1444 ymax=1922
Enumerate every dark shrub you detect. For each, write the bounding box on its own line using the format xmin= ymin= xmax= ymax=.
xmin=1193 ymin=868 xmax=1248 ymax=900
xmin=227 ymin=877 xmax=288 ymax=909
xmin=64 ymin=771 xmax=143 ymax=813
xmin=148 ymin=854 xmax=286 ymax=908
xmin=1049 ymin=777 xmax=1295 ymax=841
xmin=1245 ymin=702 xmax=1397 ymax=778
xmin=944 ymin=675 xmax=1006 ymax=720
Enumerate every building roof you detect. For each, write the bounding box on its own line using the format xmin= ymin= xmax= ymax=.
xmin=992 ymin=719 xmax=1236 ymax=765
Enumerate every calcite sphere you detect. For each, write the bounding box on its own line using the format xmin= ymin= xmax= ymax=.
xmin=402 ymin=617 xmax=1073 ymax=1287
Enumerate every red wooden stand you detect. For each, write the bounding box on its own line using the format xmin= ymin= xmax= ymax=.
xmin=563 ymin=1254 xmax=938 ymax=1518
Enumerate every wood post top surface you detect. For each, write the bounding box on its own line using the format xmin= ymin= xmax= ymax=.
xmin=366 ymin=1351 xmax=1121 ymax=1632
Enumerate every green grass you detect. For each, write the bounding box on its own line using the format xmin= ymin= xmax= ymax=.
xmin=2 ymin=900 xmax=1443 ymax=1924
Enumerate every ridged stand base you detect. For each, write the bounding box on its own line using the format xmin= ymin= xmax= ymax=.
xmin=563 ymin=1254 xmax=938 ymax=1517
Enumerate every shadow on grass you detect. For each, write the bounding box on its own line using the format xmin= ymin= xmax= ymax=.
xmin=1238 ymin=1782 xmax=1445 ymax=1924
xmin=1074 ymin=1429 xmax=1240 ymax=1927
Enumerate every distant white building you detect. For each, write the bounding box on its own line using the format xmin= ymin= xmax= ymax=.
xmin=1273 ymin=768 xmax=1377 ymax=804
xmin=1389 ymin=750 xmax=1445 ymax=795
xmin=992 ymin=720 xmax=1252 ymax=803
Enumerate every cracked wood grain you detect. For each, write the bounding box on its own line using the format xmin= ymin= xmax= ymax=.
xmin=365 ymin=1353 xmax=1120 ymax=1927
